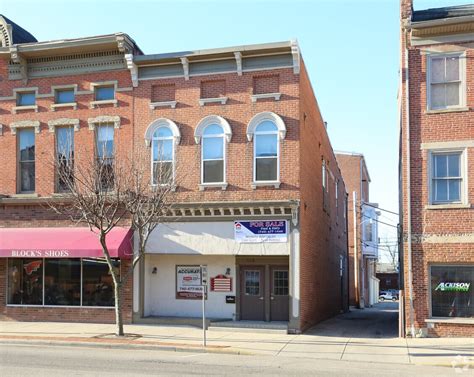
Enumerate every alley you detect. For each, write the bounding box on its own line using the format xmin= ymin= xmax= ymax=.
xmin=308 ymin=302 xmax=399 ymax=338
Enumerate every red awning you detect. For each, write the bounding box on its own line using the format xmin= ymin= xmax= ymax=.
xmin=0 ymin=227 xmax=133 ymax=259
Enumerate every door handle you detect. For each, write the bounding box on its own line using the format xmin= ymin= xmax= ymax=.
xmin=259 ymin=297 xmax=264 ymax=300
xmin=270 ymin=296 xmax=275 ymax=300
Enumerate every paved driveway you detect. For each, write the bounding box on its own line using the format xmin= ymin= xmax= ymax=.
xmin=307 ymin=301 xmax=399 ymax=338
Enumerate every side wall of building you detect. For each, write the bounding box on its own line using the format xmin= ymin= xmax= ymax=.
xmin=298 ymin=60 xmax=349 ymax=331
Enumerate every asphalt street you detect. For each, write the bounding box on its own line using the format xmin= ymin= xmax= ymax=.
xmin=0 ymin=343 xmax=463 ymax=377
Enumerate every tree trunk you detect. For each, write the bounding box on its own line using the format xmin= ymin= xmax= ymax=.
xmin=114 ymin=282 xmax=124 ymax=336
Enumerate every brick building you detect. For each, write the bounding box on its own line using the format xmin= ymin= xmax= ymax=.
xmin=336 ymin=152 xmax=379 ymax=307
xmin=0 ymin=16 xmax=348 ymax=333
xmin=400 ymin=1 xmax=474 ymax=337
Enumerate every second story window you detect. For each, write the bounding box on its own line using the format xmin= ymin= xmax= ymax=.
xmin=430 ymin=151 xmax=464 ymax=204
xmin=55 ymin=88 xmax=75 ymax=104
xmin=56 ymin=126 xmax=75 ymax=192
xmin=95 ymin=85 xmax=115 ymax=101
xmin=202 ymin=124 xmax=225 ymax=184
xmin=428 ymin=54 xmax=465 ymax=110
xmin=254 ymin=121 xmax=279 ymax=183
xmin=96 ymin=124 xmax=114 ymax=190
xmin=17 ymin=91 xmax=36 ymax=107
xmin=18 ymin=128 xmax=35 ymax=193
xmin=152 ymin=126 xmax=174 ymax=185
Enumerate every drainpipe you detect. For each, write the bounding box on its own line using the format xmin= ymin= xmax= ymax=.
xmin=404 ymin=27 xmax=416 ymax=338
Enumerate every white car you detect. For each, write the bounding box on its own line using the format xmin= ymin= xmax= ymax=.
xmin=379 ymin=291 xmax=398 ymax=301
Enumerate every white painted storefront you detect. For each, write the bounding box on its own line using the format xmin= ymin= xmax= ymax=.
xmin=134 ymin=220 xmax=296 ymax=321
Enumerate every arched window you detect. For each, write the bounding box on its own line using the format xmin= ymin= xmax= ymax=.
xmin=254 ymin=121 xmax=279 ymax=183
xmin=194 ymin=115 xmax=231 ymax=189
xmin=144 ymin=118 xmax=180 ymax=186
xmin=202 ymin=124 xmax=225 ymax=184
xmin=152 ymin=126 xmax=174 ymax=185
xmin=247 ymin=112 xmax=286 ymax=187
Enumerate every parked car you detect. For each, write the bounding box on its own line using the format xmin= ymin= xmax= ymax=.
xmin=379 ymin=291 xmax=398 ymax=301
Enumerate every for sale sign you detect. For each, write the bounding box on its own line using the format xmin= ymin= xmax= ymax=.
xmin=176 ymin=265 xmax=206 ymax=299
xmin=234 ymin=220 xmax=287 ymax=243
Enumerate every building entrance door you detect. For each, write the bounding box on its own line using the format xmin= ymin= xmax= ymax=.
xmin=270 ymin=267 xmax=289 ymax=321
xmin=240 ymin=267 xmax=265 ymax=320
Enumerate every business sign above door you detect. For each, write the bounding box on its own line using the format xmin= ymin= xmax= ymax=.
xmin=234 ymin=220 xmax=287 ymax=243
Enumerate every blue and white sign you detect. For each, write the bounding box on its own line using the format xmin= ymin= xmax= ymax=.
xmin=234 ymin=220 xmax=288 ymax=243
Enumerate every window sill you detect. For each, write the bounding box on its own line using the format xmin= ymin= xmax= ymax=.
xmin=51 ymin=102 xmax=77 ymax=111
xmin=90 ymin=99 xmax=118 ymax=108
xmin=425 ymin=106 xmax=470 ymax=114
xmin=251 ymin=92 xmax=281 ymax=103
xmin=151 ymin=183 xmax=177 ymax=192
xmin=10 ymin=193 xmax=39 ymax=198
xmin=425 ymin=318 xmax=474 ymax=325
xmin=199 ymin=183 xmax=228 ymax=191
xmin=425 ymin=203 xmax=471 ymax=210
xmin=12 ymin=105 xmax=38 ymax=114
xmin=149 ymin=101 xmax=177 ymax=109
xmin=251 ymin=181 xmax=281 ymax=189
xmin=199 ymin=97 xmax=228 ymax=106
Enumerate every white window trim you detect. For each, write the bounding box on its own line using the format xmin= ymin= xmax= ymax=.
xmin=87 ymin=115 xmax=121 ymax=131
xmin=90 ymin=81 xmax=118 ymax=108
xmin=48 ymin=118 xmax=80 ymax=133
xmin=427 ymin=148 xmax=468 ymax=206
xmin=247 ymin=112 xmax=285 ymax=188
xmin=200 ymin=124 xmax=227 ymax=189
xmin=252 ymin=123 xmax=280 ymax=188
xmin=12 ymin=87 xmax=39 ymax=114
xmin=251 ymin=92 xmax=281 ymax=103
xmin=149 ymin=100 xmax=177 ymax=110
xmin=51 ymin=85 xmax=78 ymax=111
xmin=198 ymin=97 xmax=228 ymax=106
xmin=426 ymin=52 xmax=466 ymax=111
xmin=151 ymin=126 xmax=176 ymax=188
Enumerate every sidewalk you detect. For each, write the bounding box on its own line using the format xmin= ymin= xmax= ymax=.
xmin=0 ymin=318 xmax=473 ymax=368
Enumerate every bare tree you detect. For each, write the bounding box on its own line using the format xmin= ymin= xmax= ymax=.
xmin=379 ymin=236 xmax=399 ymax=270
xmin=47 ymin=128 xmax=180 ymax=336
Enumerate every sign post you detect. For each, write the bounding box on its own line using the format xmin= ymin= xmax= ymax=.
xmin=200 ymin=265 xmax=207 ymax=347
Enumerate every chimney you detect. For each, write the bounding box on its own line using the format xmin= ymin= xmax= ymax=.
xmin=400 ymin=0 xmax=413 ymax=22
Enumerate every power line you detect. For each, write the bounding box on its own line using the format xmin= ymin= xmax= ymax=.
xmin=362 ymin=201 xmax=399 ymax=216
xmin=362 ymin=214 xmax=399 ymax=229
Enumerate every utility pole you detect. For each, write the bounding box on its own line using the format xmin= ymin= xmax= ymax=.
xmin=353 ymin=191 xmax=360 ymax=308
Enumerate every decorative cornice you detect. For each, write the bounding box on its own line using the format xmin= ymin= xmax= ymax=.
xmin=88 ymin=115 xmax=121 ymax=130
xmin=125 ymin=53 xmax=138 ymax=87
xmin=9 ymin=46 xmax=27 ymax=83
xmin=180 ymin=57 xmax=189 ymax=80
xmin=116 ymin=35 xmax=133 ymax=54
xmin=291 ymin=39 xmax=300 ymax=75
xmin=10 ymin=120 xmax=41 ymax=134
xmin=48 ymin=118 xmax=80 ymax=133
xmin=234 ymin=52 xmax=242 ymax=76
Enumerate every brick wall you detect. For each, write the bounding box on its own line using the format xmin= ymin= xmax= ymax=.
xmin=132 ymin=68 xmax=300 ymax=203
xmin=298 ymin=59 xmax=349 ymax=331
xmin=400 ymin=1 xmax=474 ymax=336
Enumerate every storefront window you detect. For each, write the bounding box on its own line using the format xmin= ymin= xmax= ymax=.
xmin=8 ymin=259 xmax=43 ymax=305
xmin=82 ymin=258 xmax=119 ymax=307
xmin=44 ymin=259 xmax=81 ymax=306
xmin=7 ymin=258 xmax=119 ymax=307
xmin=431 ymin=265 xmax=473 ymax=318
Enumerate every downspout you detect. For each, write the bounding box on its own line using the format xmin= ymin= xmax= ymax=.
xmin=359 ymin=158 xmax=365 ymax=308
xmin=404 ymin=27 xmax=416 ymax=338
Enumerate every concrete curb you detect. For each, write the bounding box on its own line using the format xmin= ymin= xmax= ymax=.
xmin=0 ymin=337 xmax=253 ymax=356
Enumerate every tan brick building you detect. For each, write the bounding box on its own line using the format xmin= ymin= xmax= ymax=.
xmin=400 ymin=1 xmax=474 ymax=337
xmin=0 ymin=16 xmax=348 ymax=332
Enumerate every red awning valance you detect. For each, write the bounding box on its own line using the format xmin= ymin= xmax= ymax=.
xmin=0 ymin=227 xmax=133 ymax=259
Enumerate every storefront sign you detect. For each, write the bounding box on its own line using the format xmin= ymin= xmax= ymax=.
xmin=176 ymin=265 xmax=206 ymax=299
xmin=435 ymin=282 xmax=471 ymax=292
xmin=10 ymin=250 xmax=70 ymax=258
xmin=210 ymin=275 xmax=232 ymax=292
xmin=234 ymin=220 xmax=287 ymax=243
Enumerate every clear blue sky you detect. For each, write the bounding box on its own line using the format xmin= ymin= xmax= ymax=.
xmin=2 ymin=0 xmax=471 ymax=246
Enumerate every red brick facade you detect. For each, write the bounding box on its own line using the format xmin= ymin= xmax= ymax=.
xmin=400 ymin=0 xmax=474 ymax=337
xmin=0 ymin=20 xmax=348 ymax=330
